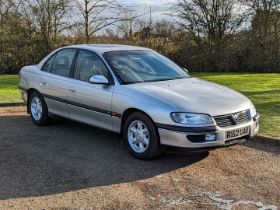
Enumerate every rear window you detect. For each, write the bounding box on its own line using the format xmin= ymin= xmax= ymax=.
xmin=51 ymin=49 xmax=76 ymax=77
xmin=42 ymin=55 xmax=55 ymax=73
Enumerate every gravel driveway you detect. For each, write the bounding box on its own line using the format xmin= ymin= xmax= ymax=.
xmin=0 ymin=107 xmax=279 ymax=209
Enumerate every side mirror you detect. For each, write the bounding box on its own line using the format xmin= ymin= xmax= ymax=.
xmin=89 ymin=75 xmax=109 ymax=85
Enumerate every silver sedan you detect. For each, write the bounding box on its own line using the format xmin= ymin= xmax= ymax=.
xmin=19 ymin=44 xmax=260 ymax=159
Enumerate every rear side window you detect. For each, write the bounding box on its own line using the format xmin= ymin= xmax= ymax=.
xmin=42 ymin=55 xmax=55 ymax=72
xmin=51 ymin=49 xmax=76 ymax=77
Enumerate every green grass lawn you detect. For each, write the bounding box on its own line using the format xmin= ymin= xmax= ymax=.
xmin=0 ymin=73 xmax=279 ymax=138
xmin=0 ymin=75 xmax=20 ymax=103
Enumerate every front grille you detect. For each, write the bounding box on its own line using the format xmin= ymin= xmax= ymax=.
xmin=214 ymin=110 xmax=251 ymax=128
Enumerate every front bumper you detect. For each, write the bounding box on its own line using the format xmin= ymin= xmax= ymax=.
xmin=157 ymin=113 xmax=260 ymax=149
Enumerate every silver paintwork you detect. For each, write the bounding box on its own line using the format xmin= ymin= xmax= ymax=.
xmin=67 ymin=77 xmax=113 ymax=131
xmin=19 ymin=44 xmax=259 ymax=149
xmin=128 ymin=120 xmax=150 ymax=153
xmin=89 ymin=75 xmax=109 ymax=85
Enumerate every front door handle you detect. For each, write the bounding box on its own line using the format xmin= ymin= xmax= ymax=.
xmin=40 ymin=81 xmax=47 ymax=87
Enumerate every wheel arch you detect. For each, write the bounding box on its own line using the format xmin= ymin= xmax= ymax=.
xmin=121 ymin=108 xmax=156 ymax=134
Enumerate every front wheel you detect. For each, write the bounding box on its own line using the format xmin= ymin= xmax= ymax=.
xmin=123 ymin=112 xmax=162 ymax=160
xmin=29 ymin=92 xmax=49 ymax=125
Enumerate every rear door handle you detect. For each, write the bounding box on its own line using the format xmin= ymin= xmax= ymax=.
xmin=69 ymin=89 xmax=76 ymax=93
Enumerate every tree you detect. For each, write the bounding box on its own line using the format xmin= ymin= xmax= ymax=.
xmin=19 ymin=0 xmax=71 ymax=51
xmin=75 ymin=0 xmax=125 ymax=43
xmin=175 ymin=0 xmax=246 ymax=71
xmin=0 ymin=0 xmax=38 ymax=73
xmin=240 ymin=0 xmax=280 ymax=71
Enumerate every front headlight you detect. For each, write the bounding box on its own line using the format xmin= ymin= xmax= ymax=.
xmin=250 ymin=105 xmax=257 ymax=118
xmin=171 ymin=113 xmax=214 ymax=125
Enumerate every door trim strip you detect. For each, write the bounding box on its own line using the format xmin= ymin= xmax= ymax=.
xmin=43 ymin=94 xmax=121 ymax=118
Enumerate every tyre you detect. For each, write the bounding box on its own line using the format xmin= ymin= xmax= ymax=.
xmin=29 ymin=91 xmax=49 ymax=125
xmin=123 ymin=112 xmax=162 ymax=160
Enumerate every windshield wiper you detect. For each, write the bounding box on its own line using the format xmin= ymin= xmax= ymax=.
xmin=144 ymin=76 xmax=187 ymax=83
xmin=123 ymin=76 xmax=189 ymax=85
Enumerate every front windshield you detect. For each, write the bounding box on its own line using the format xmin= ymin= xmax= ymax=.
xmin=103 ymin=50 xmax=190 ymax=84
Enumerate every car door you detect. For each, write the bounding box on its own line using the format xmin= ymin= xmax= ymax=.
xmin=68 ymin=50 xmax=114 ymax=131
xmin=39 ymin=49 xmax=77 ymax=118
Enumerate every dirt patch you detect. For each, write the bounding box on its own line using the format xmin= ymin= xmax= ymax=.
xmin=0 ymin=106 xmax=26 ymax=116
xmin=0 ymin=107 xmax=279 ymax=209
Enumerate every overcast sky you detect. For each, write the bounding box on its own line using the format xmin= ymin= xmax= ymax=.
xmin=120 ymin=0 xmax=177 ymax=20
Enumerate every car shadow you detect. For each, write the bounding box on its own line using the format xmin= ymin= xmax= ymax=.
xmin=243 ymin=136 xmax=280 ymax=155
xmin=0 ymin=114 xmax=208 ymax=200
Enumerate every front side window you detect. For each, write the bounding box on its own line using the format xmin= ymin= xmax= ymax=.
xmin=51 ymin=49 xmax=76 ymax=77
xmin=104 ymin=50 xmax=189 ymax=84
xmin=74 ymin=50 xmax=109 ymax=82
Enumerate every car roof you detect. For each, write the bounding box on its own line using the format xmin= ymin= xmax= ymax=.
xmin=63 ymin=44 xmax=150 ymax=54
xmin=37 ymin=44 xmax=151 ymax=70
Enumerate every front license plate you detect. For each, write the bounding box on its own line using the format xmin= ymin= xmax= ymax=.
xmin=226 ymin=126 xmax=250 ymax=140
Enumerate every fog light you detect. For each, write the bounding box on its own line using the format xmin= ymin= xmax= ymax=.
xmin=205 ymin=134 xmax=216 ymax=141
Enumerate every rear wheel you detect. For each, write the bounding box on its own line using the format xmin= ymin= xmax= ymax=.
xmin=123 ymin=112 xmax=162 ymax=160
xmin=29 ymin=92 xmax=49 ymax=125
